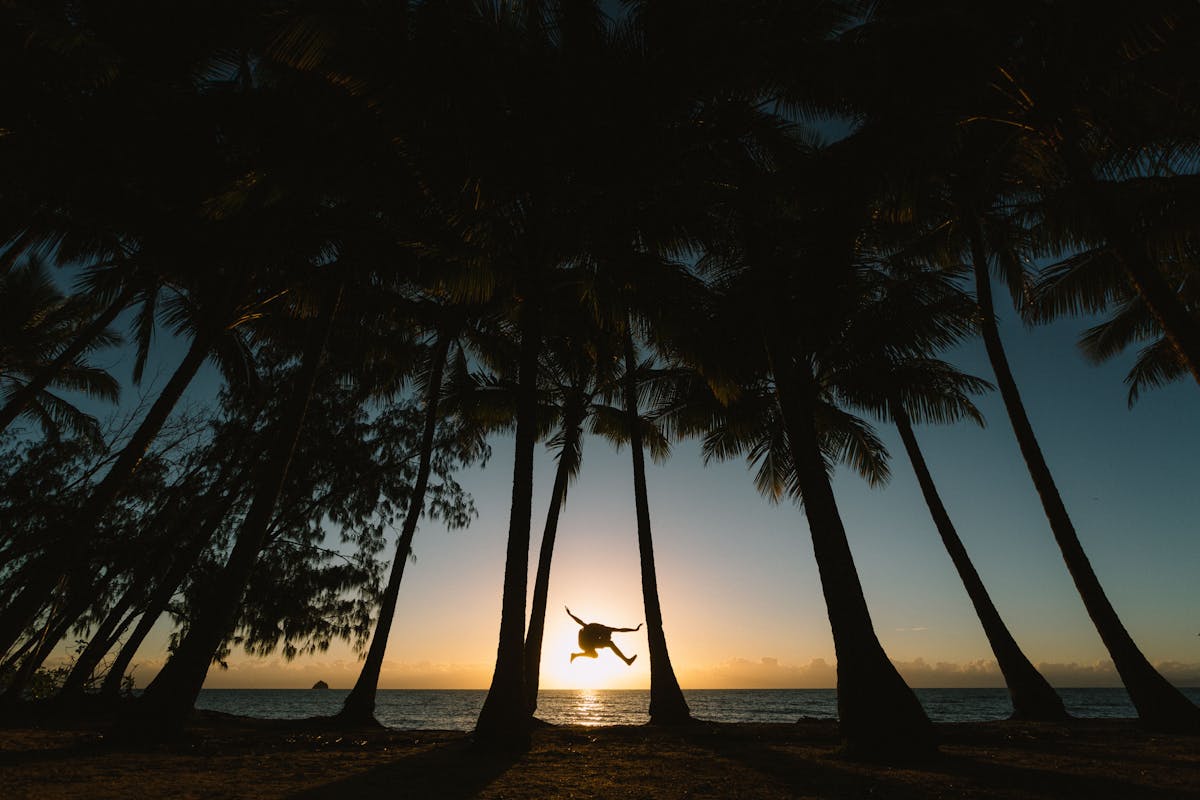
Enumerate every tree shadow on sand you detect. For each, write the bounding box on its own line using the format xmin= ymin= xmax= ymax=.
xmin=285 ymin=737 xmax=520 ymax=800
xmin=682 ymin=723 xmax=1200 ymax=800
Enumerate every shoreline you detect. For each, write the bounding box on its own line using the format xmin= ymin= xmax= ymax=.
xmin=2 ymin=713 xmax=1198 ymax=799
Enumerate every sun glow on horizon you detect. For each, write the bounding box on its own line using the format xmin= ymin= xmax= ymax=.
xmin=538 ymin=613 xmax=650 ymax=690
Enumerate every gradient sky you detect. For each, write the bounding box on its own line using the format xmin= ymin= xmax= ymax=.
xmin=52 ymin=276 xmax=1200 ymax=691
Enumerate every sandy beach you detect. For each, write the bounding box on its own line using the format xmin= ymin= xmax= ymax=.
xmin=2 ymin=713 xmax=1198 ymax=799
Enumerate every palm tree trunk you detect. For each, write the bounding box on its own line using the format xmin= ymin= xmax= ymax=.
xmin=76 ymin=329 xmax=214 ymax=532
xmin=99 ymin=463 xmax=250 ymax=700
xmin=98 ymin=610 xmax=154 ymax=698
xmin=770 ymin=342 xmax=934 ymax=758
xmin=337 ymin=332 xmax=453 ymax=725
xmin=2 ymin=571 xmax=115 ymax=701
xmin=0 ymin=287 xmax=135 ymax=435
xmin=0 ymin=564 xmax=61 ymax=657
xmin=523 ymin=408 xmax=584 ymax=717
xmin=0 ymin=631 xmax=39 ymax=675
xmin=968 ymin=220 xmax=1199 ymax=732
xmin=58 ymin=579 xmax=143 ymax=699
xmin=475 ymin=286 xmax=541 ymax=750
xmin=130 ymin=286 xmax=342 ymax=734
xmin=3 ymin=614 xmax=76 ymax=700
xmin=891 ymin=401 xmax=1067 ymax=720
xmin=622 ymin=327 xmax=692 ymax=724
xmin=0 ymin=332 xmax=212 ymax=656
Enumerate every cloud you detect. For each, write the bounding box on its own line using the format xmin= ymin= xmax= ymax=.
xmin=64 ymin=656 xmax=495 ymax=691
xmin=892 ymin=658 xmax=1004 ymax=688
xmin=675 ymin=656 xmax=1200 ymax=690
xmin=48 ymin=651 xmax=1200 ymax=691
xmin=678 ymin=657 xmax=838 ymax=689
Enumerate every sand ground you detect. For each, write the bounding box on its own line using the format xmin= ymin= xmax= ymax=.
xmin=1 ymin=713 xmax=1198 ymax=799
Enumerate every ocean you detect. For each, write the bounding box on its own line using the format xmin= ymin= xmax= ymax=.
xmin=193 ymin=687 xmax=1200 ymax=730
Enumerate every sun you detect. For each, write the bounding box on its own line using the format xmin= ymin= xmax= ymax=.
xmin=538 ymin=615 xmax=649 ymax=690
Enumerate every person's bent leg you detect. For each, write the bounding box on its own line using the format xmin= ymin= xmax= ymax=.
xmin=571 ymin=650 xmax=598 ymax=662
xmin=608 ymin=643 xmax=636 ymax=666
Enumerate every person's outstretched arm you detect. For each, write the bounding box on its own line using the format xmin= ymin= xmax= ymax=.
xmin=610 ymin=623 xmax=643 ymax=633
xmin=565 ymin=606 xmax=586 ymax=627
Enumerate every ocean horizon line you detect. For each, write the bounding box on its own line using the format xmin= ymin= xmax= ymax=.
xmin=196 ymin=685 xmax=1200 ymax=691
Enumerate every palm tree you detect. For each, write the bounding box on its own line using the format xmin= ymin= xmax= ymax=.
xmin=822 ymin=254 xmax=1071 ymax=721
xmin=1027 ymin=253 xmax=1197 ymax=406
xmin=335 ymin=320 xmax=457 ymax=725
xmin=522 ymin=319 xmax=617 ymax=717
xmin=836 ymin=0 xmax=1200 ymax=733
xmin=964 ymin=206 xmax=1200 ymax=732
xmin=613 ymin=322 xmax=693 ymax=724
xmin=688 ymin=151 xmax=936 ymax=756
xmin=989 ymin=2 xmax=1200 ymax=387
xmin=0 ymin=257 xmax=121 ymax=442
xmin=131 ymin=281 xmax=344 ymax=732
xmin=0 ymin=258 xmax=269 ymax=660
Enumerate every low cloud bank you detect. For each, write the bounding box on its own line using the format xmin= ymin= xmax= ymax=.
xmin=52 ymin=653 xmax=1200 ymax=690
xmin=677 ymin=657 xmax=1200 ymax=689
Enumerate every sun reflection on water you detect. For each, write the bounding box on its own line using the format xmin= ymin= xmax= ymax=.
xmin=574 ymin=689 xmax=605 ymax=725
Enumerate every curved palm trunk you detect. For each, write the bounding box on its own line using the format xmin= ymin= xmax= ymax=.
xmin=771 ymin=344 xmax=934 ymax=758
xmin=3 ymin=615 xmax=76 ymax=701
xmin=337 ymin=333 xmax=453 ymax=725
xmin=58 ymin=586 xmax=140 ymax=699
xmin=100 ymin=551 xmax=210 ymax=700
xmin=969 ymin=222 xmax=1199 ymax=732
xmin=0 ymin=631 xmax=39 ymax=675
xmin=0 ymin=332 xmax=213 ymax=654
xmin=475 ymin=288 xmax=541 ymax=751
xmin=0 ymin=287 xmax=135 ymax=435
xmin=2 ymin=571 xmax=115 ymax=700
xmin=98 ymin=453 xmax=251 ymax=700
xmin=98 ymin=610 xmax=155 ymax=698
xmin=0 ymin=564 xmax=61 ymax=657
xmin=892 ymin=402 xmax=1067 ymax=720
xmin=523 ymin=408 xmax=584 ymax=717
xmin=78 ymin=329 xmax=215 ymax=533
xmin=622 ymin=328 xmax=691 ymax=725
xmin=130 ymin=287 xmax=342 ymax=734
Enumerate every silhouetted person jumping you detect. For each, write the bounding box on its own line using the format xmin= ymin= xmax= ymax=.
xmin=566 ymin=606 xmax=641 ymax=666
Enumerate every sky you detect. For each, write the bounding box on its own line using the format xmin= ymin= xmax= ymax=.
xmin=57 ymin=276 xmax=1199 ymax=692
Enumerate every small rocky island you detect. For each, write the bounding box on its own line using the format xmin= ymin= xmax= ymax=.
xmin=311 ymin=681 xmax=329 ymax=690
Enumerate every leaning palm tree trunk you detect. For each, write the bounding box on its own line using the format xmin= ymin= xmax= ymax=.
xmin=130 ymin=287 xmax=342 ymax=733
xmin=0 ymin=562 xmax=63 ymax=658
xmin=58 ymin=583 xmax=142 ymax=699
xmin=99 ymin=536 xmax=216 ymax=700
xmin=0 ymin=331 xmax=214 ymax=654
xmin=476 ymin=290 xmax=541 ymax=750
xmin=772 ymin=345 xmax=934 ymax=758
xmin=523 ymin=409 xmax=584 ymax=717
xmin=622 ymin=327 xmax=691 ymax=725
xmin=77 ymin=330 xmax=215 ymax=534
xmin=969 ymin=222 xmax=1199 ymax=732
xmin=0 ymin=286 xmax=135 ymax=435
xmin=2 ymin=571 xmax=115 ymax=700
xmin=892 ymin=402 xmax=1067 ymax=720
xmin=98 ymin=438 xmax=256 ymax=700
xmin=336 ymin=333 xmax=453 ymax=725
